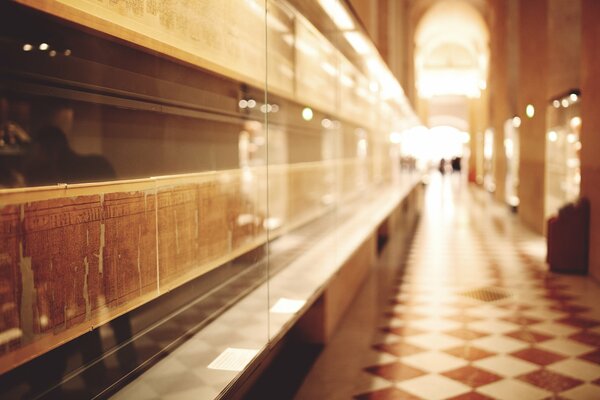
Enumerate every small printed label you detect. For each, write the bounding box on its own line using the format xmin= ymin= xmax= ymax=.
xmin=270 ymin=298 xmax=306 ymax=314
xmin=207 ymin=348 xmax=259 ymax=371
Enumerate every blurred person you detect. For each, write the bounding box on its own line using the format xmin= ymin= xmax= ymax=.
xmin=451 ymin=156 xmax=462 ymax=172
xmin=439 ymin=158 xmax=447 ymax=175
xmin=24 ymin=125 xmax=115 ymax=186
xmin=0 ymin=95 xmax=31 ymax=188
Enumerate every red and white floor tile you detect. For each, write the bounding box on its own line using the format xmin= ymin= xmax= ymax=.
xmin=352 ymin=175 xmax=600 ymax=400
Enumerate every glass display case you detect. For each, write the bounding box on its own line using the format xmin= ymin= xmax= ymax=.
xmin=483 ymin=127 xmax=495 ymax=192
xmin=545 ymin=90 xmax=581 ymax=219
xmin=504 ymin=117 xmax=520 ymax=209
xmin=0 ymin=1 xmax=422 ymax=398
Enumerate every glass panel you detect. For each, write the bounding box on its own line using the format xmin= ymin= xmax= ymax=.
xmin=265 ymin=0 xmax=336 ymax=342
xmin=504 ymin=117 xmax=520 ymax=208
xmin=0 ymin=1 xmax=269 ymax=398
xmin=0 ymin=0 xmax=422 ymax=398
xmin=264 ymin=0 xmax=421 ymax=347
xmin=545 ymin=92 xmax=582 ymax=218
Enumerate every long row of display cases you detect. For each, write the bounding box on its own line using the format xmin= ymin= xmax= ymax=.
xmin=14 ymin=0 xmax=415 ymax=135
xmin=0 ymin=0 xmax=421 ymax=398
xmin=0 ymin=163 xmax=422 ymax=398
xmin=112 ymin=172 xmax=423 ymax=400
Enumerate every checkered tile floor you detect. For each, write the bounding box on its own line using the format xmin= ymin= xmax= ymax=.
xmin=352 ymin=175 xmax=600 ymax=400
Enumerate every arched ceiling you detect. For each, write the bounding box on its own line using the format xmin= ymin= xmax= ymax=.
xmin=427 ymin=94 xmax=470 ymax=131
xmin=410 ymin=0 xmax=489 ymax=30
xmin=429 ymin=115 xmax=470 ymax=132
xmin=414 ymin=0 xmax=489 ymax=99
xmin=422 ymin=42 xmax=477 ymax=69
xmin=415 ymin=0 xmax=488 ymax=53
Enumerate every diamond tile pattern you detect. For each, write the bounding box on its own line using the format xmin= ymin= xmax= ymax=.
xmin=404 ymin=332 xmax=464 ymax=350
xmin=442 ymin=365 xmax=502 ymax=387
xmin=354 ymin=387 xmax=422 ymax=400
xmin=511 ymin=348 xmax=567 ymax=366
xmin=501 ymin=315 xmax=543 ymax=326
xmin=579 ymin=349 xmax=600 ymax=364
xmin=504 ymin=329 xmax=552 ymax=344
xmin=364 ymin=362 xmax=426 ymax=382
xmin=477 ymin=379 xmax=551 ymax=400
xmin=536 ymin=338 xmax=595 ymax=357
xmin=398 ymin=374 xmax=471 ymax=399
xmin=547 ymin=358 xmax=600 ymax=381
xmin=472 ymin=355 xmax=539 ymax=378
xmin=372 ymin=342 xmax=426 ymax=357
xmin=447 ymin=393 xmax=495 ymax=400
xmin=444 ymin=345 xmax=495 ymax=362
xmin=401 ymin=351 xmax=468 ymax=373
xmin=557 ymin=316 xmax=600 ymax=329
xmin=518 ymin=370 xmax=583 ymax=392
xmin=446 ymin=328 xmax=489 ymax=341
xmin=380 ymin=326 xmax=425 ymax=337
xmin=110 ymin=177 xmax=600 ymax=400
xmin=348 ymin=178 xmax=600 ymax=400
xmin=569 ymin=331 xmax=600 ymax=347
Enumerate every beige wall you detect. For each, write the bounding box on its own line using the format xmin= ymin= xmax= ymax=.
xmin=517 ymin=0 xmax=548 ymax=234
xmin=547 ymin=0 xmax=581 ymax=98
xmin=469 ymin=95 xmax=489 ymax=184
xmin=514 ymin=0 xmax=582 ymax=234
xmin=581 ymin=0 xmax=600 ymax=280
xmin=348 ymin=0 xmax=414 ymax=105
xmin=349 ymin=0 xmax=590 ymax=252
xmin=386 ymin=0 xmax=410 ymax=91
xmin=468 ymin=98 xmax=481 ymax=182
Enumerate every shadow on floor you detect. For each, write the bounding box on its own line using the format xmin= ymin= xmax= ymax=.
xmin=242 ymin=338 xmax=323 ymax=400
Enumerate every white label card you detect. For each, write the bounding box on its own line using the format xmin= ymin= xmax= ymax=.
xmin=207 ymin=348 xmax=259 ymax=372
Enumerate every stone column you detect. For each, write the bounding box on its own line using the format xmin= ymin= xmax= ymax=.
xmin=467 ymin=98 xmax=478 ymax=182
xmin=517 ymin=0 xmax=548 ymax=234
xmin=488 ymin=0 xmax=509 ymax=204
xmin=386 ymin=0 xmax=409 ymax=91
xmin=469 ymin=97 xmax=487 ymax=184
xmin=348 ymin=0 xmax=378 ymax=42
xmin=416 ymin=96 xmax=429 ymax=127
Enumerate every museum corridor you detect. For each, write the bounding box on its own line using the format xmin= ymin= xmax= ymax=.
xmin=294 ymin=173 xmax=600 ymax=400
xmin=2 ymin=1 xmax=600 ymax=398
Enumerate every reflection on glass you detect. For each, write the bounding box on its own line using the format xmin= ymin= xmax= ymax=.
xmin=512 ymin=116 xmax=522 ymax=128
xmin=270 ymin=298 xmax=306 ymax=314
xmin=302 ymin=107 xmax=314 ymax=121
xmin=504 ymin=116 xmax=521 ymax=208
xmin=318 ymin=0 xmax=355 ymax=30
xmin=483 ymin=128 xmax=495 ymax=192
xmin=0 ymin=1 xmax=421 ymax=399
xmin=545 ymin=91 xmax=581 ymax=218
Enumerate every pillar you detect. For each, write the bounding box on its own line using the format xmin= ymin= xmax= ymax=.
xmin=416 ymin=96 xmax=429 ymax=127
xmin=386 ymin=0 xmax=410 ymax=91
xmin=517 ymin=0 xmax=548 ymax=234
xmin=348 ymin=0 xmax=378 ymax=43
xmin=469 ymin=96 xmax=487 ymax=184
xmin=468 ymin=99 xmax=478 ymax=182
xmin=488 ymin=0 xmax=509 ymax=203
